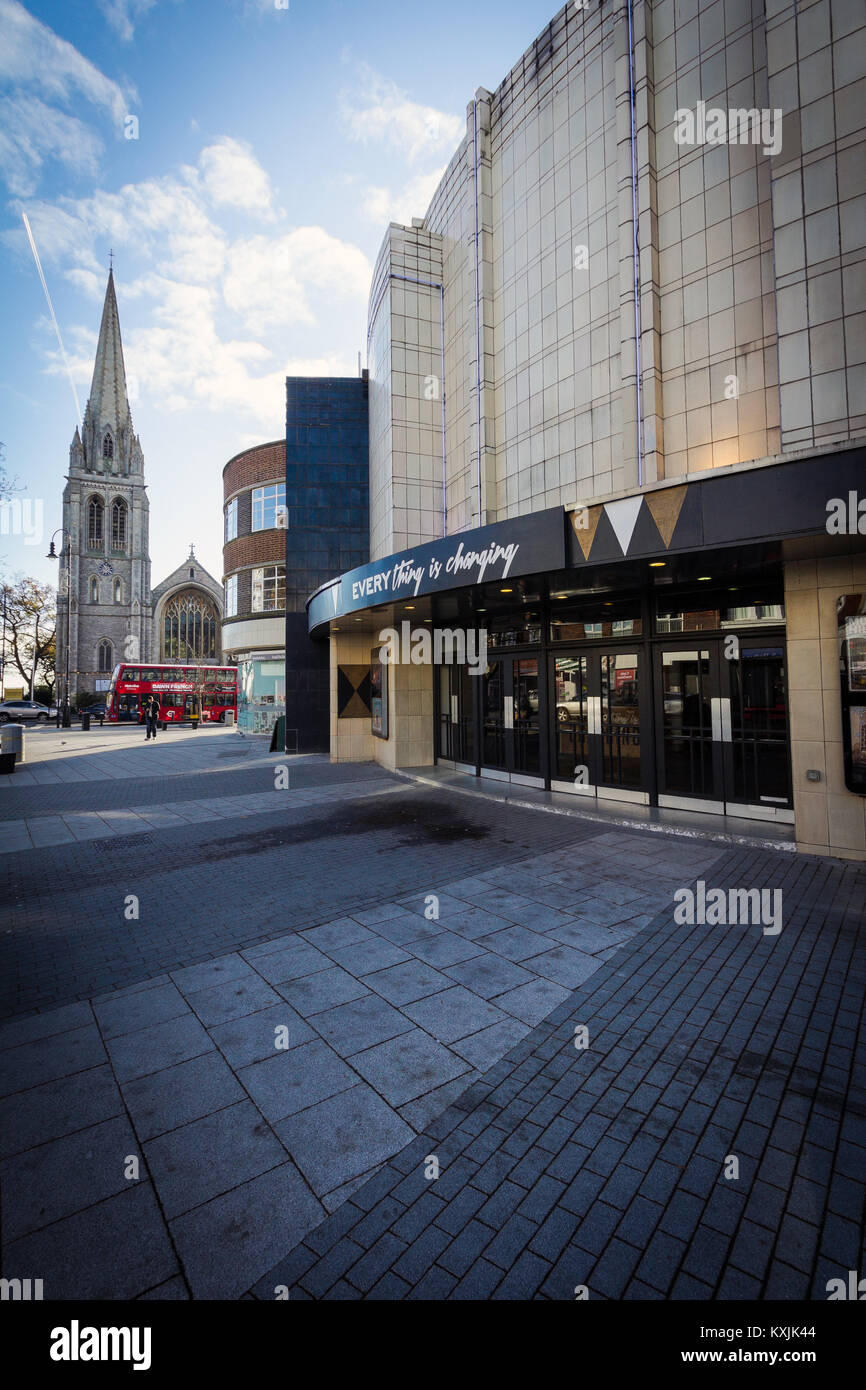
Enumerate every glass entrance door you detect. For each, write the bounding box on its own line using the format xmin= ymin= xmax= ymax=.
xmin=438 ymin=664 xmax=476 ymax=767
xmin=656 ymin=647 xmax=720 ymax=805
xmin=480 ymin=657 xmax=543 ymax=782
xmin=726 ymin=643 xmax=791 ymax=810
xmin=551 ymin=650 xmax=645 ymax=797
xmin=513 ymin=658 xmax=540 ymax=776
xmin=481 ymin=661 xmax=506 ymax=771
xmin=654 ymin=639 xmax=791 ymax=816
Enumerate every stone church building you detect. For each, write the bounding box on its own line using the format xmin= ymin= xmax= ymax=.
xmin=56 ymin=271 xmax=223 ymax=701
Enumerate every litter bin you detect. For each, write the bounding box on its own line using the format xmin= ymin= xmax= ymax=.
xmin=0 ymin=722 xmax=24 ymax=773
xmin=81 ymin=712 xmax=91 ymax=731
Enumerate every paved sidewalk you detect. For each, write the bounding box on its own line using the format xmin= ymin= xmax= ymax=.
xmin=0 ymin=825 xmax=726 ymax=1299
xmin=255 ymin=847 xmax=866 ymax=1301
xmin=0 ymin=776 xmax=399 ymax=853
xmin=0 ymin=723 xmax=260 ymax=786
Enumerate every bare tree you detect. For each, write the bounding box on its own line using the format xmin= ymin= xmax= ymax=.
xmin=2 ymin=578 xmax=57 ymax=698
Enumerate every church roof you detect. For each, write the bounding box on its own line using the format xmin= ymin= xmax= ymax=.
xmin=150 ymin=546 xmax=223 ymax=606
xmin=88 ymin=269 xmax=130 ymax=433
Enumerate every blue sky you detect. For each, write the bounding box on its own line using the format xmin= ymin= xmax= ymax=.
xmin=0 ymin=0 xmax=559 ymax=592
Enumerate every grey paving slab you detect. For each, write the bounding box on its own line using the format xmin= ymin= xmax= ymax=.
xmin=276 ymin=967 xmax=370 ymax=1018
xmin=349 ymin=1030 xmax=470 ymax=1107
xmin=93 ymin=981 xmax=191 ymax=1039
xmin=209 ymin=1002 xmax=316 ymax=1069
xmin=275 ymin=1084 xmax=414 ymax=1197
xmin=249 ymin=942 xmax=331 ymax=985
xmin=0 ymin=1025 xmax=107 ymax=1098
xmin=402 ymin=986 xmax=510 ymax=1044
xmin=183 ymin=975 xmax=282 ymax=1028
xmin=138 ymin=1275 xmax=190 ymax=1299
xmin=169 ymin=1161 xmax=324 ymax=1300
xmin=310 ymin=993 xmax=415 ymax=1057
xmin=171 ymin=953 xmax=258 ymax=994
xmin=397 ymin=1070 xmax=482 ymax=1133
xmin=359 ymin=913 xmax=443 ymax=947
xmin=0 ymin=1114 xmax=139 ymax=1240
xmin=479 ymin=923 xmax=561 ymax=961
xmin=544 ymin=918 xmax=641 ymax=954
xmin=0 ymin=1001 xmax=93 ymax=1053
xmin=442 ymin=907 xmax=517 ymax=940
xmin=449 ymin=1018 xmax=530 ymax=1070
xmin=1 ymin=1183 xmax=179 ymax=1300
xmin=27 ymin=817 xmax=76 ymax=847
xmin=105 ymin=1013 xmax=214 ymax=1083
xmin=443 ymin=954 xmax=537 ymax=1000
xmin=329 ymin=938 xmax=412 ymax=976
xmin=0 ymin=1064 xmax=123 ymax=1159
xmin=144 ymin=1100 xmax=288 ymax=1219
xmin=121 ymin=1050 xmax=247 ymax=1141
xmin=362 ymin=959 xmax=453 ymax=1006
xmin=492 ymin=977 xmax=571 ymax=1025
xmin=238 ymin=1039 xmax=359 ymax=1123
xmin=528 ymin=944 xmax=604 ymax=988
xmin=299 ymin=918 xmax=375 ymax=952
xmin=407 ymin=932 xmax=487 ymax=969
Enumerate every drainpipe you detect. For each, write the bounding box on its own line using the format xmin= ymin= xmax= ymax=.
xmin=473 ymin=97 xmax=483 ymax=523
xmin=627 ymin=0 xmax=644 ymax=487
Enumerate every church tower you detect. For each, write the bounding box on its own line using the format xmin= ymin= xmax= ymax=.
xmin=57 ymin=270 xmax=151 ymax=701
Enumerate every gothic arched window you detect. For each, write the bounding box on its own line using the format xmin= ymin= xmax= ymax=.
xmin=98 ymin=639 xmax=113 ymax=673
xmin=87 ymin=497 xmax=104 ymax=549
xmin=113 ymin=578 xmax=123 ymax=603
xmin=162 ymin=589 xmax=219 ymax=662
xmin=103 ymin=431 xmax=114 ymax=460
xmin=111 ymin=499 xmax=127 ymax=551
xmin=89 ymin=575 xmax=99 ymax=603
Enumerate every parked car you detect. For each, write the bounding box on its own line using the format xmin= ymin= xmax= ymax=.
xmin=556 ymin=699 xmax=585 ymax=722
xmin=0 ymin=699 xmax=52 ymax=723
xmin=78 ymin=703 xmax=107 ymax=719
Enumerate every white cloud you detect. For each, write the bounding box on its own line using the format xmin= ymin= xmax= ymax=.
xmin=22 ymin=143 xmax=371 ymax=429
xmin=0 ymin=0 xmax=130 ymax=122
xmin=96 ymin=0 xmax=158 ymax=42
xmin=0 ymin=0 xmax=133 ymax=196
xmin=223 ymin=227 xmax=371 ymax=328
xmin=361 ymin=167 xmax=447 ymax=227
xmin=341 ymin=66 xmax=463 ymax=165
xmin=198 ymin=137 xmax=276 ymax=219
xmin=0 ymin=95 xmax=103 ymax=197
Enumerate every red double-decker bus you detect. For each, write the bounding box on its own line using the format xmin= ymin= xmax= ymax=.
xmin=105 ymin=663 xmax=238 ymax=725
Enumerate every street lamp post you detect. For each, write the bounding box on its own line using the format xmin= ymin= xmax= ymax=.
xmin=47 ymin=530 xmax=71 ymax=728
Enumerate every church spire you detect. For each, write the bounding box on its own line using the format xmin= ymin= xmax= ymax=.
xmin=88 ymin=268 xmax=130 ymax=438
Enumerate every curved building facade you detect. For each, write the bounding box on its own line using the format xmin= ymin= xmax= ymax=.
xmin=311 ymin=0 xmax=866 ymax=860
xmin=223 ymin=441 xmax=287 ymax=732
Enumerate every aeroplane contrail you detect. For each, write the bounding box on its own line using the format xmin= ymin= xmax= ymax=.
xmin=21 ymin=212 xmax=83 ymax=430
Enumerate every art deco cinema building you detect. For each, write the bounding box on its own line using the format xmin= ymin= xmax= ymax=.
xmin=307 ymin=0 xmax=866 ymax=860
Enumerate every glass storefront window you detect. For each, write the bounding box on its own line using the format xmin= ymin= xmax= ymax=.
xmin=237 ymin=657 xmax=286 ymax=734
xmin=487 ymin=610 xmax=543 ymax=648
xmin=655 ymin=588 xmax=784 ymax=633
xmin=550 ymin=597 xmax=642 ymax=643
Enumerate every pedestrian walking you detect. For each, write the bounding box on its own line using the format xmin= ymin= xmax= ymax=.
xmin=144 ymin=694 xmax=161 ymax=741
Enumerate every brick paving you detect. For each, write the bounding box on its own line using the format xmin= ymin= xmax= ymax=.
xmin=1 ymin=729 xmax=863 ymax=1301
xmin=251 ymin=848 xmax=866 ymax=1301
